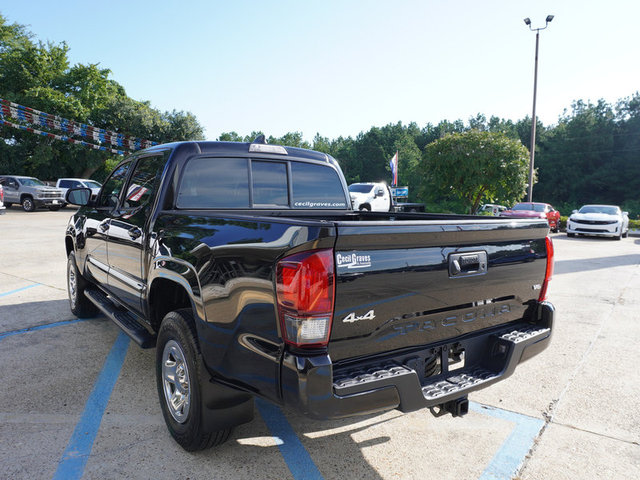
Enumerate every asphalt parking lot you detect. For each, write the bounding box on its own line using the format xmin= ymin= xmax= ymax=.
xmin=1 ymin=208 xmax=639 ymax=480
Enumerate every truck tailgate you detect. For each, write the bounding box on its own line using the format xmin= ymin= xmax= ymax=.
xmin=329 ymin=219 xmax=550 ymax=363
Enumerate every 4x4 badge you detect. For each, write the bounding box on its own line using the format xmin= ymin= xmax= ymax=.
xmin=343 ymin=310 xmax=376 ymax=323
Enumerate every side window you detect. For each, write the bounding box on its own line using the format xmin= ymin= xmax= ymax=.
xmin=177 ymin=157 xmax=249 ymax=208
xmin=291 ymin=162 xmax=348 ymax=209
xmin=98 ymin=162 xmax=132 ymax=208
xmin=252 ymin=161 xmax=288 ymax=206
xmin=123 ymin=155 xmax=166 ymax=210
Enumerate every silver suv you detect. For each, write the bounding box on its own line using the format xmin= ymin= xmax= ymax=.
xmin=0 ymin=176 xmax=65 ymax=212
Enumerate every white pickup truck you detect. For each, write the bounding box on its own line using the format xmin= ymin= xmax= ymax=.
xmin=56 ymin=178 xmax=102 ymax=206
xmin=348 ymin=182 xmax=392 ymax=211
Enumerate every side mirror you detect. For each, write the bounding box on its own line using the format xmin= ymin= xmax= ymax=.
xmin=375 ymin=189 xmax=384 ymax=197
xmin=623 ymin=211 xmax=629 ymax=216
xmin=66 ymin=187 xmax=92 ymax=206
xmin=572 ymin=210 xmax=578 ymax=214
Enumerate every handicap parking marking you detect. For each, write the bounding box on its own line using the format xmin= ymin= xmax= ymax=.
xmin=0 ymin=282 xmax=40 ymax=298
xmin=256 ymin=398 xmax=324 ymax=480
xmin=53 ymin=331 xmax=130 ymax=480
xmin=471 ymin=402 xmax=545 ymax=480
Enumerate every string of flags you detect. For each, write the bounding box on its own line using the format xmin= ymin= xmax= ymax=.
xmin=0 ymin=98 xmax=158 ymax=155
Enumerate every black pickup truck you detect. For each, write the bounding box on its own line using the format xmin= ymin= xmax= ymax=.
xmin=64 ymin=137 xmax=555 ymax=451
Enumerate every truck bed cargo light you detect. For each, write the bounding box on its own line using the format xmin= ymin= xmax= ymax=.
xmin=249 ymin=143 xmax=288 ymax=155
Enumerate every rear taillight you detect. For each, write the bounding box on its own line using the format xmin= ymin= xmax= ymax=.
xmin=538 ymin=236 xmax=554 ymax=301
xmin=276 ymin=249 xmax=335 ymax=348
xmin=0 ymin=187 xmax=3 ymax=202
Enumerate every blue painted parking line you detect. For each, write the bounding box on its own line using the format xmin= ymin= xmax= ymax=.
xmin=0 ymin=318 xmax=85 ymax=340
xmin=256 ymin=398 xmax=324 ymax=480
xmin=53 ymin=332 xmax=130 ymax=480
xmin=471 ymin=402 xmax=545 ymax=480
xmin=0 ymin=283 xmax=40 ymax=298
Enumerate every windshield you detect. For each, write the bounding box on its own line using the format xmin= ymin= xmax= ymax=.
xmin=349 ymin=184 xmax=374 ymax=194
xmin=579 ymin=205 xmax=619 ymax=215
xmin=83 ymin=180 xmax=102 ymax=189
xmin=20 ymin=178 xmax=45 ymax=187
xmin=512 ymin=203 xmax=545 ymax=212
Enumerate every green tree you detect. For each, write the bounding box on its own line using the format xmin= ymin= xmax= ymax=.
xmin=0 ymin=13 xmax=205 ymax=180
xmin=420 ymin=130 xmax=530 ymax=214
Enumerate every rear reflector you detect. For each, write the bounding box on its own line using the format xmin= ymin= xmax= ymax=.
xmin=538 ymin=236 xmax=554 ymax=301
xmin=276 ymin=249 xmax=335 ymax=348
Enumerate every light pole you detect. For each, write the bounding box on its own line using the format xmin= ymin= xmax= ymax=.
xmin=524 ymin=15 xmax=554 ymax=203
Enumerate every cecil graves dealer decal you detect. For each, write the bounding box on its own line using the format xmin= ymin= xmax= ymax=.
xmin=336 ymin=252 xmax=372 ymax=269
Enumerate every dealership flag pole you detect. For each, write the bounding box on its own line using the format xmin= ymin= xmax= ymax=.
xmin=389 ymin=151 xmax=398 ymax=187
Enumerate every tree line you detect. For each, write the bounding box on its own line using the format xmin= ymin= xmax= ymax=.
xmin=2 ymin=14 xmax=639 ymax=217
xmin=0 ymin=14 xmax=204 ymax=181
xmin=221 ymin=95 xmax=640 ymax=217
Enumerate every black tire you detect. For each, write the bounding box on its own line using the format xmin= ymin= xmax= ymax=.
xmin=67 ymin=251 xmax=99 ymax=318
xmin=22 ymin=196 xmax=35 ymax=212
xmin=4 ymin=202 xmax=12 ymax=208
xmin=359 ymin=205 xmax=370 ymax=212
xmin=567 ymin=232 xmax=575 ymax=237
xmin=156 ymin=309 xmax=232 ymax=451
xmin=49 ymin=206 xmax=61 ymax=211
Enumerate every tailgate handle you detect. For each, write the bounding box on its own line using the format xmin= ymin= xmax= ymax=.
xmin=449 ymin=252 xmax=487 ymax=278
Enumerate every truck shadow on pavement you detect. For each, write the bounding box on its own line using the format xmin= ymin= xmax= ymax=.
xmin=0 ymin=298 xmax=74 ymax=333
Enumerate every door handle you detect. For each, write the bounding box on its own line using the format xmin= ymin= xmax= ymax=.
xmin=128 ymin=227 xmax=142 ymax=240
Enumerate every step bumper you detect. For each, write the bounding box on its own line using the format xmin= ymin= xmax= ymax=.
xmin=281 ymin=301 xmax=554 ymax=419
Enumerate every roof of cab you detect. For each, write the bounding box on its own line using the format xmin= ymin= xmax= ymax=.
xmin=142 ymin=140 xmax=334 ymax=164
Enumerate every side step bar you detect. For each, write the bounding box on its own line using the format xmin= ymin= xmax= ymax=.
xmin=85 ymin=288 xmax=156 ymax=348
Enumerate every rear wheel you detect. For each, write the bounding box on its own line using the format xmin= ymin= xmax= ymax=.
xmin=156 ymin=309 xmax=232 ymax=451
xmin=67 ymin=251 xmax=99 ymax=318
xmin=567 ymin=232 xmax=575 ymax=237
xmin=22 ymin=197 xmax=35 ymax=212
xmin=359 ymin=205 xmax=370 ymax=212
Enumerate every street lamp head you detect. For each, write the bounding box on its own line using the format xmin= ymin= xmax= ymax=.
xmin=546 ymin=15 xmax=554 ymax=23
xmin=524 ymin=17 xmax=531 ymax=26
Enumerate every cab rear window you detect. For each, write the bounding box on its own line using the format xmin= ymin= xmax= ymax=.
xmin=176 ymin=157 xmax=348 ymax=209
xmin=291 ymin=162 xmax=348 ymax=209
xmin=177 ymin=157 xmax=250 ymax=208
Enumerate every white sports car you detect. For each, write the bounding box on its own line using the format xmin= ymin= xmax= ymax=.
xmin=566 ymin=204 xmax=629 ymax=240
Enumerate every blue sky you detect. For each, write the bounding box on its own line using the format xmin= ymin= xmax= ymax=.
xmin=2 ymin=0 xmax=638 ymax=141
